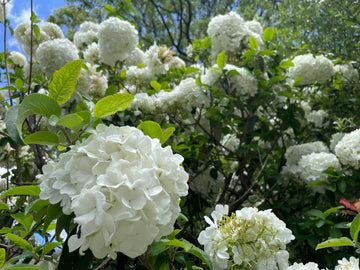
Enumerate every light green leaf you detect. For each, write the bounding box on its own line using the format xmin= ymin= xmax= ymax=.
xmin=0 ymin=185 xmax=40 ymax=199
xmin=315 ymin=237 xmax=354 ymax=250
xmin=3 ymin=264 xmax=43 ymax=270
xmin=280 ymin=59 xmax=294 ymax=69
xmin=0 ymin=248 xmax=5 ymax=268
xmin=0 ymin=202 xmax=9 ymax=211
xmin=10 ymin=213 xmax=34 ymax=233
xmin=49 ymin=60 xmax=83 ymax=105
xmin=94 ymin=93 xmax=134 ymax=118
xmin=15 ymin=78 xmax=23 ymax=90
xmin=259 ymin=49 xmax=274 ymax=56
xmin=56 ymin=114 xmax=84 ymax=130
xmin=161 ymin=127 xmax=175 ymax=144
xmin=25 ymin=199 xmax=49 ymax=215
xmin=263 ymin=27 xmax=275 ymax=41
xmin=15 ymin=93 xmax=61 ymax=143
xmin=216 ymin=50 xmax=226 ymax=69
xmin=150 ymin=81 xmax=162 ymax=92
xmin=4 ymin=233 xmax=33 ymax=251
xmin=41 ymin=242 xmax=62 ymax=256
xmin=138 ymin=121 xmax=163 ymax=141
xmin=23 ymin=131 xmax=59 ymax=146
xmin=350 ymin=213 xmax=360 ymax=242
xmin=322 ymin=206 xmax=344 ymax=219
xmin=249 ymin=36 xmax=259 ymax=49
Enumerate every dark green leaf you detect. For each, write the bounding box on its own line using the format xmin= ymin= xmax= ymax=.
xmin=42 ymin=242 xmax=62 ymax=256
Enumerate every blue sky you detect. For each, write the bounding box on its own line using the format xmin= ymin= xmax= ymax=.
xmin=1 ymin=0 xmax=66 ymax=52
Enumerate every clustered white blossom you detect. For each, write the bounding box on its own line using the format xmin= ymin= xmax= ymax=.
xmin=300 ymin=101 xmax=328 ymax=128
xmin=220 ymin=134 xmax=240 ymax=153
xmin=198 ymin=204 xmax=294 ymax=270
xmin=39 ymin=124 xmax=189 ymax=259
xmin=225 ymin=64 xmax=258 ymax=96
xmin=98 ymin=17 xmax=138 ymax=65
xmin=335 ymin=129 xmax=360 ymax=169
xmin=287 ymin=262 xmax=320 ymax=270
xmin=8 ymin=51 xmax=27 ymax=70
xmin=73 ymin=21 xmax=99 ymax=50
xmin=83 ymin=42 xmax=99 ymax=64
xmin=130 ymin=78 xmax=209 ymax=114
xmin=335 ymin=257 xmax=359 ymax=270
xmin=334 ymin=63 xmax=359 ymax=83
xmin=36 ymin=39 xmax=79 ymax=76
xmin=207 ymin=11 xmax=263 ymax=57
xmin=77 ymin=63 xmax=108 ymax=98
xmin=288 ymin=54 xmax=335 ymax=85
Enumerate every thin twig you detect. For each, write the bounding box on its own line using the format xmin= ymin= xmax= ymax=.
xmin=94 ymin=257 xmax=111 ymax=270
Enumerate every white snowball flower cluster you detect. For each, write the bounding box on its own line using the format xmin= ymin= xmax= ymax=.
xmin=77 ymin=64 xmax=108 ymax=98
xmin=287 ymin=262 xmax=320 ymax=270
xmin=201 ymin=64 xmax=223 ymax=86
xmin=335 ymin=129 xmax=360 ymax=169
xmin=297 ymin=152 xmax=341 ymax=184
xmin=330 ymin=132 xmax=345 ymax=152
xmin=225 ymin=64 xmax=258 ymax=96
xmin=73 ymin=21 xmax=99 ymax=49
xmin=300 ymin=101 xmax=328 ymax=128
xmin=220 ymin=134 xmax=240 ymax=153
xmin=9 ymin=51 xmax=27 ymax=70
xmin=36 ymin=39 xmax=79 ymax=76
xmin=207 ymin=11 xmax=263 ymax=57
xmin=281 ymin=141 xmax=329 ymax=177
xmin=98 ymin=17 xmax=138 ymax=65
xmin=144 ymin=43 xmax=176 ymax=75
xmin=14 ymin=21 xmax=64 ymax=57
xmin=334 ymin=63 xmax=359 ymax=83
xmin=0 ymin=1 xmax=11 ymax=22
xmin=198 ymin=204 xmax=294 ymax=270
xmin=288 ymin=54 xmax=335 ymax=85
xmin=83 ymin=42 xmax=99 ymax=64
xmin=335 ymin=257 xmax=359 ymax=270
xmin=124 ymin=48 xmax=146 ymax=67
xmin=39 ymin=124 xmax=189 ymax=259
xmin=131 ymin=78 xmax=209 ymax=114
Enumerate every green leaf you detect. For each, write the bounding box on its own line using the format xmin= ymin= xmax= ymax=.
xmin=280 ymin=59 xmax=294 ymax=69
xmin=249 ymin=36 xmax=259 ymax=49
xmin=161 ymin=127 xmax=175 ymax=144
xmin=278 ymin=91 xmax=294 ymax=99
xmin=15 ymin=78 xmax=23 ymax=90
xmin=10 ymin=213 xmax=34 ymax=233
xmin=350 ymin=213 xmax=360 ymax=242
xmin=0 ymin=185 xmax=40 ymax=199
xmin=104 ymin=3 xmax=113 ymax=13
xmin=263 ymin=27 xmax=275 ymax=41
xmin=48 ymin=60 xmax=83 ymax=105
xmin=43 ymin=204 xmax=63 ymax=232
xmin=0 ymin=202 xmax=9 ymax=211
xmin=105 ymin=85 xmax=117 ymax=96
xmin=5 ymin=106 xmax=22 ymax=145
xmin=42 ymin=242 xmax=62 ymax=256
xmin=216 ymin=50 xmax=226 ymax=69
xmin=56 ymin=114 xmax=84 ymax=130
xmin=24 ymin=131 xmax=59 ymax=145
xmin=150 ymin=81 xmax=162 ymax=92
xmin=3 ymin=264 xmax=43 ymax=270
xmin=0 ymin=248 xmax=5 ymax=268
xmin=322 ymin=206 xmax=344 ymax=219
xmin=188 ymin=246 xmax=213 ymax=269
xmin=94 ymin=93 xmax=134 ymax=118
xmin=25 ymin=199 xmax=49 ymax=215
xmin=315 ymin=237 xmax=354 ymax=250
xmin=4 ymin=233 xmax=33 ymax=251
xmin=259 ymin=49 xmax=274 ymax=56
xmin=15 ymin=93 xmax=61 ymax=143
xmin=137 ymin=121 xmax=163 ymax=140
xmin=293 ymin=77 xmax=303 ymax=86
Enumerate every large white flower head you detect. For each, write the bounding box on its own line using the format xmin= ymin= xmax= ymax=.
xmin=221 ymin=134 xmax=240 ymax=153
xmin=73 ymin=21 xmax=99 ymax=49
xmin=335 ymin=257 xmax=359 ymax=270
xmin=144 ymin=43 xmax=175 ymax=75
xmin=207 ymin=11 xmax=247 ymax=57
xmin=198 ymin=205 xmax=294 ymax=270
xmin=124 ymin=47 xmax=146 ymax=67
xmin=98 ymin=17 xmax=138 ymax=65
xmin=225 ymin=64 xmax=258 ymax=96
xmin=39 ymin=124 xmax=189 ymax=259
xmin=335 ymin=129 xmax=360 ymax=169
xmin=77 ymin=64 xmax=108 ymax=98
xmin=334 ymin=63 xmax=359 ymax=83
xmin=288 ymin=54 xmax=335 ymax=85
xmin=297 ymin=152 xmax=341 ymax=184
xmin=201 ymin=64 xmax=223 ymax=86
xmin=83 ymin=42 xmax=99 ymax=64
xmin=287 ymin=262 xmax=320 ymax=270
xmin=41 ymin=22 xmax=64 ymax=40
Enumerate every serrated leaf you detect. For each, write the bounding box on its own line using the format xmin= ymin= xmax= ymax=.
xmin=0 ymin=202 xmax=9 ymax=211
xmin=160 ymin=127 xmax=175 ymax=144
xmin=216 ymin=50 xmax=226 ymax=69
xmin=4 ymin=233 xmax=33 ymax=251
xmin=315 ymin=237 xmax=354 ymax=250
xmin=350 ymin=213 xmax=360 ymax=242
xmin=138 ymin=121 xmax=163 ymax=140
xmin=150 ymin=81 xmax=162 ymax=91
xmin=49 ymin=60 xmax=83 ymax=105
xmin=0 ymin=185 xmax=40 ymax=199
xmin=263 ymin=27 xmax=275 ymax=41
xmin=56 ymin=114 xmax=84 ymax=130
xmin=42 ymin=242 xmax=62 ymax=256
xmin=14 ymin=93 xmax=61 ymax=144
xmin=24 ymin=131 xmax=59 ymax=145
xmin=0 ymin=248 xmax=5 ymax=268
xmin=94 ymin=93 xmax=134 ymax=118
xmin=249 ymin=36 xmax=259 ymax=49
